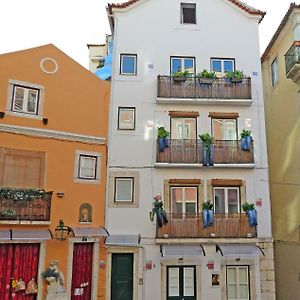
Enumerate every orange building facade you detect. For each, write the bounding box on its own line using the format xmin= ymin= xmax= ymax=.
xmin=0 ymin=44 xmax=110 ymax=299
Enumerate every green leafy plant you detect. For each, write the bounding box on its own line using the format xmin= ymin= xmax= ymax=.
xmin=225 ymin=70 xmax=244 ymax=80
xmin=199 ymin=133 xmax=214 ymax=150
xmin=0 ymin=209 xmax=16 ymax=217
xmin=240 ymin=129 xmax=251 ymax=138
xmin=202 ymin=200 xmax=213 ymax=211
xmin=197 ymin=69 xmax=216 ymax=79
xmin=0 ymin=188 xmax=51 ymax=201
xmin=242 ymin=202 xmax=255 ymax=212
xmin=157 ymin=126 xmax=170 ymax=139
xmin=172 ymin=69 xmax=190 ymax=78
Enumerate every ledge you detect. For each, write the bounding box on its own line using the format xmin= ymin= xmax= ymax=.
xmin=154 ymin=163 xmax=255 ymax=169
xmin=157 ymin=97 xmax=253 ymax=106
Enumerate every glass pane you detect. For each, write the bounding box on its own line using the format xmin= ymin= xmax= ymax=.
xmin=27 ymin=90 xmax=37 ymax=113
xmin=227 ymin=268 xmax=236 ymax=283
xmin=122 ymin=55 xmax=136 ymax=74
xmin=185 ymin=202 xmax=196 ymax=213
xmin=228 ymin=284 xmax=237 ymax=299
xmin=79 ymin=156 xmax=96 ymax=179
xmin=228 ymin=189 xmax=239 ymax=213
xmin=214 ymin=188 xmax=225 ymax=214
xmin=212 ymin=119 xmax=224 ymax=140
xmin=182 ymin=6 xmax=196 ymax=24
xmin=239 ymin=267 xmax=248 ymax=283
xmin=171 ymin=188 xmax=183 ymax=213
xmin=13 ymin=87 xmax=24 ymax=111
xmin=168 ymin=268 xmax=179 ymax=297
xmin=171 ymin=118 xmax=196 ymax=139
xmin=224 ymin=60 xmax=234 ymax=72
xmin=185 ymin=187 xmax=197 ymax=201
xmin=184 ymin=118 xmax=196 ymax=139
xmin=212 ymin=60 xmax=222 ymax=72
xmin=184 ymin=58 xmax=194 ymax=74
xmin=224 ymin=120 xmax=237 ymax=140
xmin=119 ymin=108 xmax=135 ymax=129
xmin=239 ymin=284 xmax=249 ymax=298
xmin=171 ymin=58 xmax=182 ymax=73
xmin=184 ymin=267 xmax=194 ymax=296
xmin=115 ymin=178 xmax=133 ymax=201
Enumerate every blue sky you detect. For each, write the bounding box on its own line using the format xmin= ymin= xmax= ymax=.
xmin=0 ymin=1 xmax=294 ymax=68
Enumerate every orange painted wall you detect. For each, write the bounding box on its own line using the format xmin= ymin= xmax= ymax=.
xmin=0 ymin=45 xmax=110 ymax=299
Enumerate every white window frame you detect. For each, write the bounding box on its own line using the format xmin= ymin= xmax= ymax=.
xmin=74 ymin=150 xmax=101 ymax=184
xmin=6 ymin=80 xmax=45 ymax=119
xmin=170 ymin=186 xmax=198 ymax=214
xmin=180 ymin=3 xmax=197 ymax=24
xmin=271 ymin=58 xmax=278 ymax=86
xmin=171 ymin=57 xmax=195 ymax=75
xmin=78 ymin=154 xmax=98 ymax=180
xmin=211 ymin=58 xmax=235 ymax=74
xmin=212 ymin=118 xmax=238 ymax=140
xmin=213 ymin=187 xmax=240 ymax=214
xmin=226 ymin=266 xmax=250 ymax=300
xmin=120 ymin=54 xmax=137 ymax=75
xmin=114 ymin=177 xmax=134 ymax=202
xmin=171 ymin=117 xmax=197 ymax=140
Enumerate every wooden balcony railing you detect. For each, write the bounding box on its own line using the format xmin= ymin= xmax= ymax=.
xmin=0 ymin=190 xmax=52 ymax=221
xmin=156 ymin=140 xmax=254 ymax=164
xmin=156 ymin=213 xmax=256 ymax=239
xmin=157 ymin=76 xmax=252 ymax=100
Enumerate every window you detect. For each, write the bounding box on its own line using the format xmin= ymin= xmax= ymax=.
xmin=271 ymin=58 xmax=278 ymax=86
xmin=114 ymin=177 xmax=134 ymax=202
xmin=211 ymin=58 xmax=235 ymax=73
xmin=118 ymin=107 xmax=136 ymax=130
xmin=74 ymin=151 xmax=101 ymax=183
xmin=181 ymin=3 xmax=196 ymax=24
xmin=214 ymin=187 xmax=240 ymax=214
xmin=227 ymin=266 xmax=250 ymax=300
xmin=171 ymin=117 xmax=197 ymax=139
xmin=0 ymin=147 xmax=45 ymax=188
xmin=120 ymin=54 xmax=137 ymax=75
xmin=171 ymin=57 xmax=195 ymax=75
xmin=167 ymin=266 xmax=196 ymax=298
xmin=212 ymin=119 xmax=237 ymax=140
xmin=109 ymin=171 xmax=139 ymax=208
xmin=171 ymin=186 xmax=197 ymax=214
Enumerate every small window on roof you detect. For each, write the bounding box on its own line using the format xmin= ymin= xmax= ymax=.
xmin=181 ymin=3 xmax=196 ymax=24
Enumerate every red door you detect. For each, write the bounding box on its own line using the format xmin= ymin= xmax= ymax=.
xmin=71 ymin=243 xmax=93 ymax=300
xmin=0 ymin=243 xmax=40 ymax=300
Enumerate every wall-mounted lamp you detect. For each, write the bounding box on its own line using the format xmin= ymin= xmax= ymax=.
xmin=56 ymin=192 xmax=64 ymax=198
xmin=55 ymin=219 xmax=71 ymax=241
xmin=0 ymin=112 xmax=5 ymax=118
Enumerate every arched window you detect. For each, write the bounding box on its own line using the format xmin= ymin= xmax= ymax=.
xmin=79 ymin=203 xmax=92 ymax=223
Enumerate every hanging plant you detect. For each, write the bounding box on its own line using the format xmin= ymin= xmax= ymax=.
xmin=0 ymin=188 xmax=51 ymax=201
xmin=149 ymin=196 xmax=168 ymax=227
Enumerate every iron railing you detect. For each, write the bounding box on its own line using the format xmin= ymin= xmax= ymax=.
xmin=156 ymin=139 xmax=254 ymax=164
xmin=0 ymin=191 xmax=52 ymax=221
xmin=156 ymin=213 xmax=256 ymax=238
xmin=157 ymin=76 xmax=252 ymax=100
xmin=285 ymin=41 xmax=300 ymax=74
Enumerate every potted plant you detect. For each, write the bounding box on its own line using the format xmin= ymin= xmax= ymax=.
xmin=197 ymin=69 xmax=216 ymax=85
xmin=172 ymin=69 xmax=190 ymax=83
xmin=242 ymin=202 xmax=257 ymax=226
xmin=225 ymin=70 xmax=244 ymax=83
xmin=199 ymin=133 xmax=214 ymax=166
xmin=149 ymin=196 xmax=168 ymax=227
xmin=240 ymin=129 xmax=252 ymax=151
xmin=157 ymin=126 xmax=170 ymax=152
xmin=202 ymin=200 xmax=214 ymax=227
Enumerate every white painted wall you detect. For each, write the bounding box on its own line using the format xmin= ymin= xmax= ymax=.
xmin=106 ymin=0 xmax=272 ymax=299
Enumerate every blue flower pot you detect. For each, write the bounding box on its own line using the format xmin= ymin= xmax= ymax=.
xmin=202 ymin=148 xmax=209 ymax=166
xmin=241 ymin=136 xmax=251 ymax=151
xmin=202 ymin=210 xmax=208 ymax=228
xmin=158 ymin=138 xmax=165 ymax=152
xmin=208 ymin=209 xmax=214 ymax=225
xmin=247 ymin=209 xmax=257 ymax=226
xmin=164 ymin=137 xmax=169 ymax=148
xmin=209 ymin=144 xmax=214 ymax=166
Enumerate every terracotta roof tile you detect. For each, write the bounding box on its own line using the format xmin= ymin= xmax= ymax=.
xmin=108 ymin=0 xmax=265 ymax=20
xmin=261 ymin=3 xmax=300 ymax=62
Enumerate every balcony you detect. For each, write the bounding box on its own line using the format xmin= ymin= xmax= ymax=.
xmin=0 ymin=189 xmax=52 ymax=222
xmin=156 ymin=140 xmax=254 ymax=166
xmin=285 ymin=41 xmax=300 ymax=84
xmin=157 ymin=213 xmax=256 ymax=239
xmin=157 ymin=76 xmax=252 ymax=104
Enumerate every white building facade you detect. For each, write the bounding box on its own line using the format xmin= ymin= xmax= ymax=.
xmin=105 ymin=0 xmax=275 ymax=299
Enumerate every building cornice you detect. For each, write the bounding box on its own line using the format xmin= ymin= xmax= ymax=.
xmin=0 ymin=124 xmax=106 ymax=145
